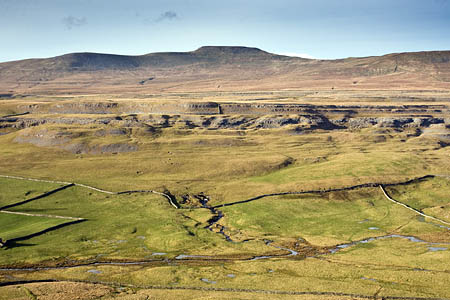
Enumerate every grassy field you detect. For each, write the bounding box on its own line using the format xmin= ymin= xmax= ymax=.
xmin=0 ymin=184 xmax=232 ymax=265
xmin=0 ymin=94 xmax=449 ymax=299
xmin=0 ymin=280 xmax=399 ymax=300
xmin=0 ymin=177 xmax=63 ymax=208
xmin=0 ymin=213 xmax=70 ymax=241
xmin=0 ymin=122 xmax=448 ymax=200
xmin=385 ymin=177 xmax=450 ymax=223
xmin=220 ymin=188 xmax=447 ymax=246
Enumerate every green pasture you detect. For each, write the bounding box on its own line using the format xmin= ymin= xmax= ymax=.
xmin=0 ymin=184 xmax=253 ymax=265
xmin=385 ymin=176 xmax=450 ymax=222
xmin=0 ymin=213 xmax=69 ymax=241
xmin=0 ymin=123 xmax=448 ymax=203
xmin=0 ymin=177 xmax=63 ymax=208
xmin=221 ymin=187 xmax=446 ymax=246
xmin=0 ymin=112 xmax=450 ymax=298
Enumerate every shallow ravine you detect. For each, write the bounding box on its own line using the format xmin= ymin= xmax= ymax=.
xmin=193 ymin=194 xmax=234 ymax=242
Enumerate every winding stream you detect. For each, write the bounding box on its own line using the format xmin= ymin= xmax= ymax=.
xmin=194 ymin=194 xmax=234 ymax=242
xmin=1 ymin=174 xmax=449 ymax=273
xmin=251 ymin=239 xmax=298 ymax=260
xmin=0 ymin=234 xmax=448 ymax=273
xmin=328 ymin=234 xmax=450 ymax=254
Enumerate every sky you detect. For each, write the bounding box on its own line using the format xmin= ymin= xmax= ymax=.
xmin=0 ymin=0 xmax=449 ymax=62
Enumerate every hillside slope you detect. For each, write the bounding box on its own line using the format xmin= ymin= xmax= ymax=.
xmin=0 ymin=46 xmax=449 ymax=94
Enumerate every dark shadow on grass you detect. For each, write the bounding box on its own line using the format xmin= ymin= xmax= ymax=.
xmin=214 ymin=175 xmax=435 ymax=208
xmin=4 ymin=219 xmax=86 ymax=249
xmin=0 ymin=183 xmax=75 ymax=211
xmin=1 ymin=241 xmax=36 ymax=250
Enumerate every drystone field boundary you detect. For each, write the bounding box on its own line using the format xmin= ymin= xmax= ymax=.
xmin=0 ymin=210 xmax=84 ymax=221
xmin=0 ymin=183 xmax=75 ymax=211
xmin=3 ymin=219 xmax=86 ymax=245
xmin=0 ymin=175 xmax=174 ymax=247
xmin=0 ymin=174 xmax=172 ymax=201
xmin=1 ymin=173 xmax=449 ymax=247
xmin=213 ymin=175 xmax=436 ymax=208
xmin=380 ymin=185 xmax=450 ymax=226
xmin=0 ymin=175 xmax=73 ymax=186
xmin=2 ymin=173 xmax=449 ymax=226
xmin=1 ymin=173 xmax=450 ymax=299
xmin=0 ymin=174 xmax=180 ymax=246
xmin=0 ymin=180 xmax=88 ymax=246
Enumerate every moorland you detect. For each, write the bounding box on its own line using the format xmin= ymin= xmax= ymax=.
xmin=0 ymin=47 xmax=449 ymax=299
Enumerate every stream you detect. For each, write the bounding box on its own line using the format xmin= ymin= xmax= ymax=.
xmin=251 ymin=239 xmax=298 ymax=260
xmin=0 ymin=234 xmax=447 ymax=272
xmin=195 ymin=194 xmax=234 ymax=242
xmin=328 ymin=234 xmax=449 ymax=254
xmin=1 ymin=175 xmax=449 ymax=274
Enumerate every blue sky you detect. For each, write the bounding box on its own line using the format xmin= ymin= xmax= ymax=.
xmin=0 ymin=0 xmax=449 ymax=62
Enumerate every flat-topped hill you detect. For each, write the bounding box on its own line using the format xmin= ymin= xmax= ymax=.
xmin=0 ymin=46 xmax=449 ymax=94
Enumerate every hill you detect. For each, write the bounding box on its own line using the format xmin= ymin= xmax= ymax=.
xmin=0 ymin=46 xmax=449 ymax=94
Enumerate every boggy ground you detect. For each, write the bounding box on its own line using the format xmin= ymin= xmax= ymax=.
xmin=0 ymin=92 xmax=450 ymax=299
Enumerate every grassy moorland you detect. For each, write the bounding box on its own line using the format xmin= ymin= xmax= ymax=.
xmin=0 ymin=214 xmax=70 ymax=241
xmin=0 ymin=92 xmax=449 ymax=299
xmin=0 ymin=177 xmax=63 ymax=207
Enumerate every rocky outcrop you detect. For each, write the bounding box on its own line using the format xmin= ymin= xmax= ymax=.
xmin=331 ymin=117 xmax=446 ymax=129
xmin=2 ymin=100 xmax=449 ymax=154
xmin=10 ymin=102 xmax=448 ymax=116
xmin=3 ymin=113 xmax=448 ymax=132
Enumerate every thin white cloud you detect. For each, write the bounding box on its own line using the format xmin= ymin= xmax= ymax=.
xmin=62 ymin=16 xmax=87 ymax=30
xmin=155 ymin=11 xmax=178 ymax=23
xmin=279 ymin=52 xmax=316 ymax=59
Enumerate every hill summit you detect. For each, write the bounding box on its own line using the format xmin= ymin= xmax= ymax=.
xmin=0 ymin=46 xmax=449 ymax=94
xmin=192 ymin=46 xmax=272 ymax=56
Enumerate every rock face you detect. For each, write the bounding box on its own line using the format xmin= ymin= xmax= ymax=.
xmin=2 ymin=100 xmax=449 ymax=132
xmin=10 ymin=101 xmax=449 ymax=116
xmin=3 ymin=111 xmax=449 ymax=132
xmin=2 ymin=100 xmax=449 ymax=154
xmin=4 ymin=111 xmax=450 ymax=154
xmin=332 ymin=117 xmax=446 ymax=129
